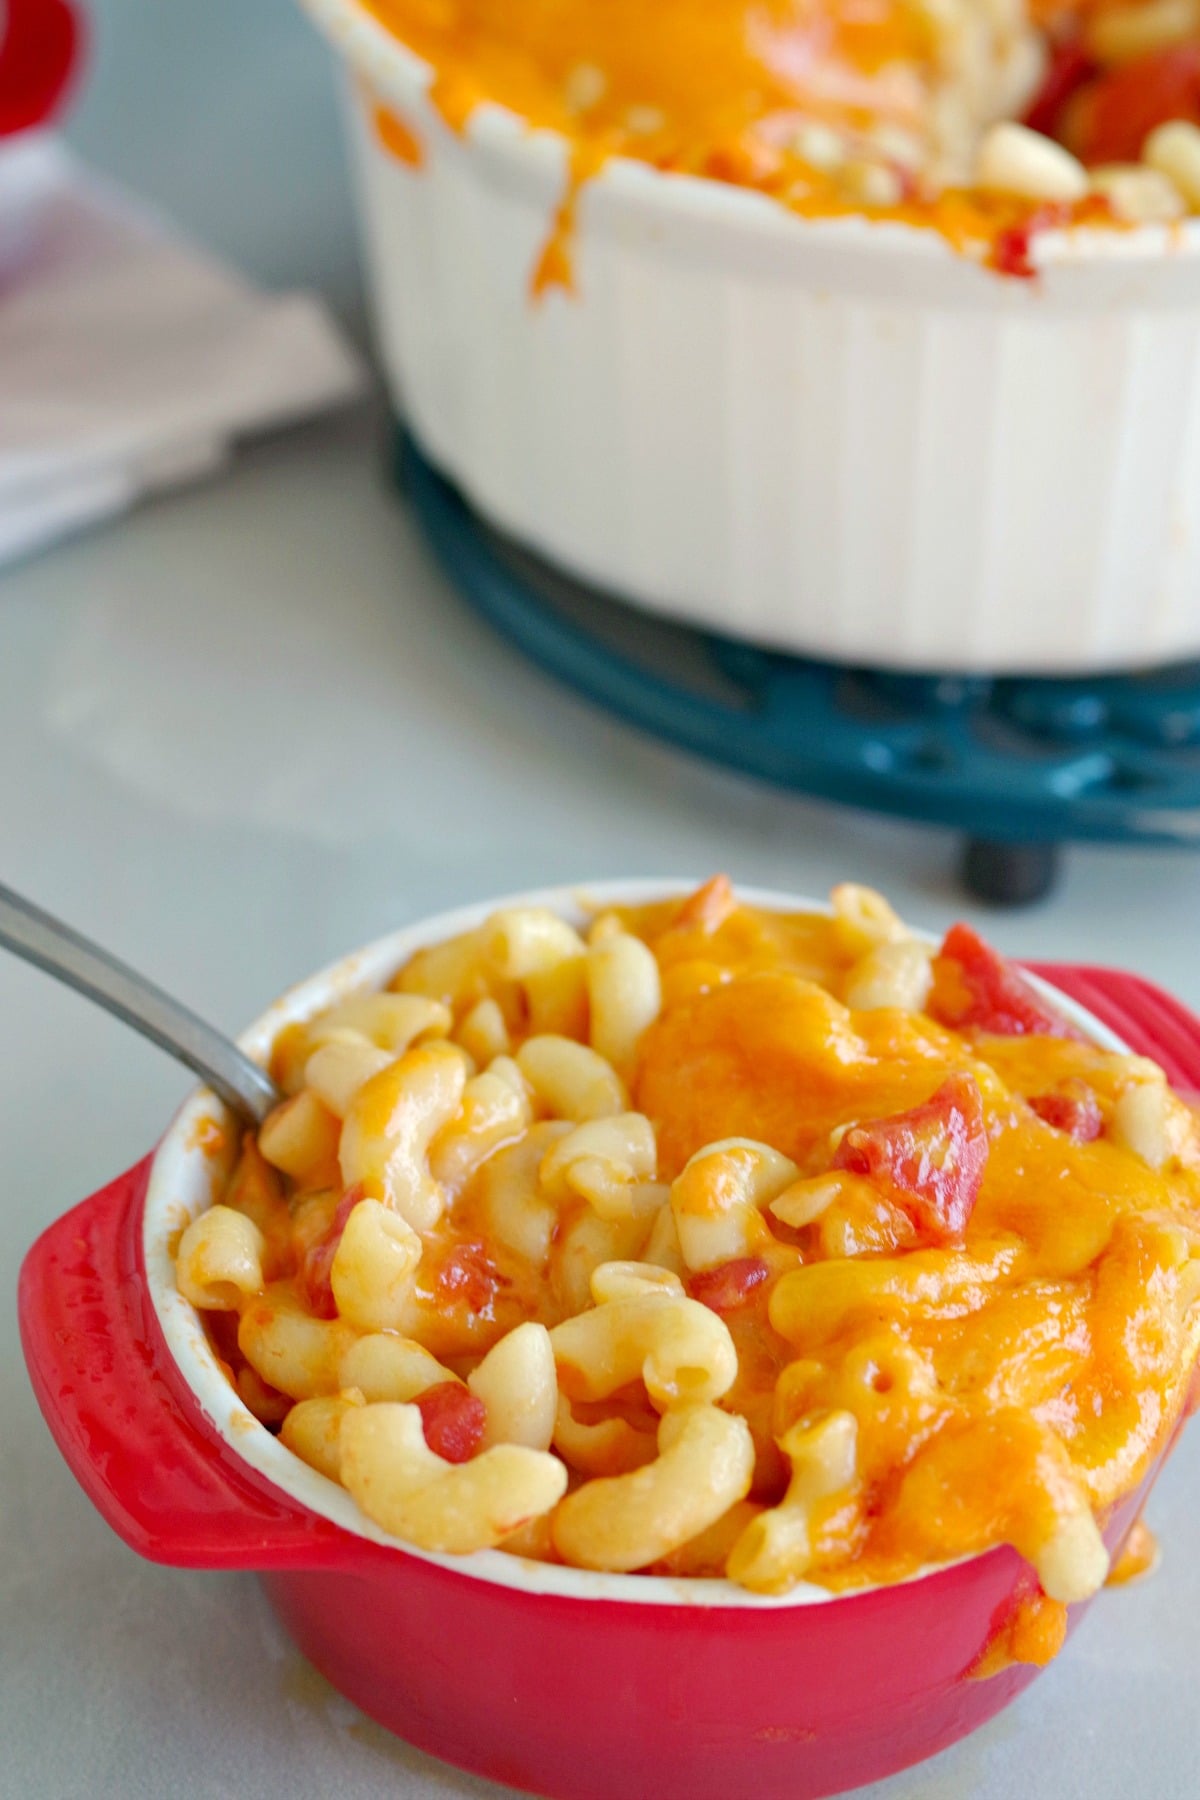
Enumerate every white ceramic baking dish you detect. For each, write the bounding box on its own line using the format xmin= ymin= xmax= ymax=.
xmin=301 ymin=0 xmax=1200 ymax=673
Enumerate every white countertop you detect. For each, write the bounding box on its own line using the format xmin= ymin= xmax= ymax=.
xmin=6 ymin=3 xmax=1200 ymax=1796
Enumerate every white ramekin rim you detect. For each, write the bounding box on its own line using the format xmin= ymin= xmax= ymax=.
xmin=300 ymin=0 xmax=1200 ymax=272
xmin=144 ymin=879 xmax=1128 ymax=1609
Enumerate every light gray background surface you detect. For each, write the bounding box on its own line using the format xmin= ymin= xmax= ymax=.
xmin=4 ymin=2 xmax=1200 ymax=1795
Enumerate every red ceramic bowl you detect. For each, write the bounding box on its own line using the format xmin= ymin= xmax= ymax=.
xmin=18 ymin=884 xmax=1200 ymax=1800
xmin=0 ymin=0 xmax=81 ymax=139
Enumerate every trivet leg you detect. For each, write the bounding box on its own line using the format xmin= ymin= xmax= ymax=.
xmin=961 ymin=839 xmax=1059 ymax=907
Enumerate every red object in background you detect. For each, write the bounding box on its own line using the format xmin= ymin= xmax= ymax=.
xmin=0 ymin=0 xmax=81 ymax=138
xmin=1022 ymin=37 xmax=1098 ymax=141
xmin=992 ymin=204 xmax=1071 ymax=280
xmin=16 ymin=965 xmax=1200 ymax=1800
xmin=1068 ymin=43 xmax=1200 ymax=165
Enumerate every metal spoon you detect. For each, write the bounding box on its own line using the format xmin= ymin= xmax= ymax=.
xmin=0 ymin=880 xmax=281 ymax=1123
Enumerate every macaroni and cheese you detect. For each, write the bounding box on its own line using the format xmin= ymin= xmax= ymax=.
xmin=177 ymin=879 xmax=1200 ymax=1651
xmin=360 ymin=1 xmax=1200 ymax=275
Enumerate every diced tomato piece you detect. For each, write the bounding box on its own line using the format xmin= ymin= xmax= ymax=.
xmin=932 ymin=923 xmax=1086 ymax=1041
xmin=1029 ymin=1083 xmax=1103 ymax=1143
xmin=417 ymin=1381 xmax=487 ymax=1463
xmin=891 ymin=160 xmax=921 ymax=204
xmin=831 ymin=1074 xmax=989 ymax=1246
xmin=298 ymin=1186 xmax=362 ymax=1319
xmin=993 ymin=219 xmax=1038 ymax=280
xmin=1066 ymin=44 xmax=1200 ymax=165
xmin=992 ymin=204 xmax=1070 ymax=280
xmin=1022 ymin=37 xmax=1097 ymax=140
xmin=435 ymin=1240 xmax=505 ymax=1313
xmin=689 ymin=1256 xmax=770 ymax=1314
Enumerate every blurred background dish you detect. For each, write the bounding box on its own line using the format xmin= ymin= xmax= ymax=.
xmin=301 ymin=0 xmax=1200 ymax=676
xmin=400 ymin=434 xmax=1200 ymax=906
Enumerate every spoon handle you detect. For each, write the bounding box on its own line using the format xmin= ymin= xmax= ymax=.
xmin=0 ymin=881 xmax=281 ymax=1124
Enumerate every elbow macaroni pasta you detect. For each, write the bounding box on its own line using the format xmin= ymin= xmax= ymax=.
xmin=281 ymin=1392 xmax=363 ymax=1481
xmin=585 ymin=930 xmax=662 ymax=1076
xmin=304 ymin=1035 xmax=397 ymax=1119
xmin=468 ymin=1321 xmax=558 ymax=1451
xmin=538 ymin=1113 xmax=659 ymax=1220
xmin=550 ymin=1291 xmax=739 ymax=1410
xmin=429 ymin=1068 xmax=533 ymax=1193
xmin=727 ymin=1411 xmax=859 ymax=1593
xmin=338 ymin=1331 xmax=456 ymax=1402
xmin=339 ymin=1042 xmax=470 ymax=1230
xmin=180 ymin=884 xmax=1200 ymax=1624
xmin=340 ymin=1402 xmax=568 ymax=1553
xmin=670 ymin=1138 xmax=800 ymax=1270
xmin=238 ymin=1287 xmax=359 ymax=1400
xmin=516 ymin=1034 xmax=628 ymax=1121
xmin=329 ymin=1198 xmax=423 ymax=1332
xmin=177 ymin=1205 xmax=267 ymax=1310
xmin=551 ymin=1404 xmax=755 ymax=1572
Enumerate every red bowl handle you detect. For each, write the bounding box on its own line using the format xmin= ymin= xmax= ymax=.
xmin=0 ymin=0 xmax=82 ymax=138
xmin=1030 ymin=965 xmax=1200 ymax=1092
xmin=18 ymin=1157 xmax=370 ymax=1571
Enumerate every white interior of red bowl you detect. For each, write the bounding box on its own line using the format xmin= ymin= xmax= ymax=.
xmin=301 ymin=0 xmax=1200 ymax=273
xmin=145 ymin=880 xmax=1128 ymax=1607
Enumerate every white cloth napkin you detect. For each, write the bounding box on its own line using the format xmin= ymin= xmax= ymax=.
xmin=0 ymin=134 xmax=365 ymax=568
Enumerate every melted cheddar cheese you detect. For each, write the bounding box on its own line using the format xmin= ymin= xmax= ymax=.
xmin=627 ymin=892 xmax=1200 ymax=1589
